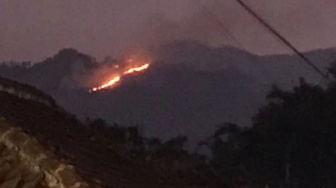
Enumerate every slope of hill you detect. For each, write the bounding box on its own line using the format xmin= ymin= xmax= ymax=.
xmin=1 ymin=40 xmax=335 ymax=143
xmin=0 ymin=77 xmax=222 ymax=187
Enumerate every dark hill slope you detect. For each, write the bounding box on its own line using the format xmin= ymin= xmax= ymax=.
xmin=0 ymin=79 xmax=222 ymax=187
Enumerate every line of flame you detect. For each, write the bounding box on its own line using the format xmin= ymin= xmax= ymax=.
xmin=124 ymin=64 xmax=150 ymax=75
xmin=90 ymin=63 xmax=150 ymax=92
xmin=90 ymin=76 xmax=121 ymax=92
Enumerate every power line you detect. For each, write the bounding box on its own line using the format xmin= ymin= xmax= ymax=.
xmin=196 ymin=0 xmax=245 ymax=48
xmin=195 ymin=0 xmax=274 ymax=84
xmin=235 ymin=0 xmax=330 ymax=81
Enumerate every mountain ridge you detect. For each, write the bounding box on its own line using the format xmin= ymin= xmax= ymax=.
xmin=1 ymin=40 xmax=335 ymax=143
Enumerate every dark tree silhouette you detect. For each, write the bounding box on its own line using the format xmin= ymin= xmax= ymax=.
xmin=204 ymin=77 xmax=336 ymax=187
xmin=246 ymin=80 xmax=336 ymax=187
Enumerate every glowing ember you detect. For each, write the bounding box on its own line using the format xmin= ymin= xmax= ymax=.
xmin=90 ymin=63 xmax=150 ymax=92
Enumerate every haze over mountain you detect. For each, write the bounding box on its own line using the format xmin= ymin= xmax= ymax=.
xmin=1 ymin=40 xmax=335 ymax=143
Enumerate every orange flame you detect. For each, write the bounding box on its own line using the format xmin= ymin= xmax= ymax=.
xmin=90 ymin=76 xmax=121 ymax=92
xmin=124 ymin=64 xmax=150 ymax=75
xmin=90 ymin=63 xmax=150 ymax=92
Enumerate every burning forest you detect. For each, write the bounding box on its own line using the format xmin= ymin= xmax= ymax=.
xmin=88 ymin=54 xmax=151 ymax=92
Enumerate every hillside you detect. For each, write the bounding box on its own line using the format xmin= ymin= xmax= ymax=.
xmin=1 ymin=41 xmax=336 ymax=143
xmin=0 ymin=77 xmax=222 ymax=187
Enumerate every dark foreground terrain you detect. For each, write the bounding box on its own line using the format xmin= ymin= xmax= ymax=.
xmin=0 ymin=77 xmax=222 ymax=187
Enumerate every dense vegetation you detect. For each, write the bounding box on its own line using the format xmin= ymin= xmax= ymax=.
xmin=196 ymin=69 xmax=336 ymax=187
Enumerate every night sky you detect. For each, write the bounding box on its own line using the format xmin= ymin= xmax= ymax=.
xmin=1 ymin=0 xmax=336 ymax=62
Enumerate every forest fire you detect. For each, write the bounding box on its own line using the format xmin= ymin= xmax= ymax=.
xmin=90 ymin=62 xmax=150 ymax=92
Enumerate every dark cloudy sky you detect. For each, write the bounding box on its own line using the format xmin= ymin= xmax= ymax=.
xmin=1 ymin=0 xmax=336 ymax=62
